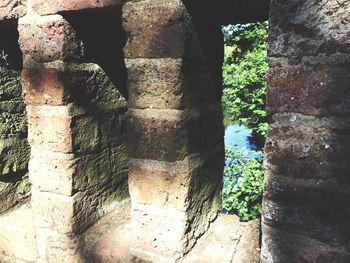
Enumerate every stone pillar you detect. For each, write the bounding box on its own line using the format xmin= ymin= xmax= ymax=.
xmin=123 ymin=0 xmax=224 ymax=261
xmin=18 ymin=11 xmax=128 ymax=262
xmin=262 ymin=0 xmax=350 ymax=262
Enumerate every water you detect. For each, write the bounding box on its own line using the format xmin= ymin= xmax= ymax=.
xmin=225 ymin=124 xmax=255 ymax=151
xmin=224 ymin=124 xmax=262 ymax=159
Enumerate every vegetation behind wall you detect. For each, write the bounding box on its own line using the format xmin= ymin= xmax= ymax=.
xmin=222 ymin=22 xmax=268 ymax=221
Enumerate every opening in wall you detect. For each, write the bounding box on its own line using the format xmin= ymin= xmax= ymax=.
xmin=221 ymin=22 xmax=268 ymax=222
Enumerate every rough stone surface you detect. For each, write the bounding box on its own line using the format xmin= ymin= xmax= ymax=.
xmin=0 ymin=27 xmax=30 ymax=215
xmin=123 ymin=0 xmax=187 ymax=59
xmin=125 ymin=58 xmax=221 ymax=110
xmin=26 ymin=97 xmax=128 ymax=259
xmin=82 ymin=201 xmax=135 ymax=262
xmin=18 ymin=15 xmax=86 ymax=64
xmin=269 ymin=0 xmax=350 ymax=57
xmin=261 ymin=223 xmax=350 ymax=263
xmin=267 ymin=55 xmax=350 ymax=117
xmin=32 ymin=0 xmax=122 ymax=16
xmin=128 ymin=108 xmax=223 ymax=162
xmin=124 ymin=0 xmax=226 ymax=259
xmin=82 ymin=202 xmax=260 ymax=263
xmin=126 ymin=58 xmax=184 ymax=109
xmin=0 ymin=0 xmax=26 ymax=21
xmin=0 ymin=204 xmax=36 ymax=262
xmin=129 ymin=159 xmax=191 ymax=212
xmin=182 ymin=216 xmax=260 ymax=263
xmin=17 ymin=11 xmax=130 ymax=261
xmin=128 ymin=149 xmax=224 ymax=261
xmin=263 ymin=0 xmax=350 ymax=260
xmin=36 ymin=228 xmax=86 ymax=263
xmin=21 ymin=62 xmax=127 ymax=106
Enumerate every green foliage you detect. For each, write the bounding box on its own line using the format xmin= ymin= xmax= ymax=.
xmin=222 ymin=147 xmax=264 ymax=221
xmin=222 ymin=22 xmax=268 ymax=145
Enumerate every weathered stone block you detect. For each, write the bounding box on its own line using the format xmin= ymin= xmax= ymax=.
xmin=269 ymin=0 xmax=350 ymax=57
xmin=98 ymin=109 xmax=127 ymax=149
xmin=128 ymin=148 xmax=223 ymax=260
xmin=128 ymin=158 xmax=191 ymax=212
xmin=263 ymin=185 xmax=350 ymax=246
xmin=267 ymin=55 xmax=350 ymax=116
xmin=265 ymin=113 xmax=350 ymax=184
xmin=126 ymin=58 xmax=184 ymax=109
xmin=261 ymin=223 xmax=350 ymax=263
xmin=263 ymin=115 xmax=350 ymax=247
xmin=123 ymin=0 xmax=187 ymax=58
xmin=128 ymin=108 xmax=223 ymax=162
xmin=18 ymin=15 xmax=85 ymax=64
xmin=0 ymin=36 xmax=30 ymax=216
xmin=21 ymin=62 xmax=128 ymax=107
xmin=36 ymin=228 xmax=85 ymax=263
xmin=32 ymin=188 xmax=100 ymax=235
xmin=31 ymin=0 xmax=122 ymax=16
xmin=183 ymin=215 xmax=260 ymax=263
xmin=21 ymin=68 xmax=67 ymax=106
xmin=131 ymin=203 xmax=189 ymax=261
xmin=128 ymin=109 xmax=187 ymax=162
xmin=31 ymin=189 xmax=77 ymax=234
xmin=126 ymin=57 xmax=221 ymax=110
xmin=30 ymin=145 xmax=128 ymax=196
xmin=27 ymin=106 xmax=101 ymax=153
xmin=29 ymin=149 xmax=76 ymax=195
xmin=0 ymin=0 xmax=26 ymax=21
xmin=74 ymin=144 xmax=128 ymax=190
xmin=27 ymin=106 xmax=74 ymax=153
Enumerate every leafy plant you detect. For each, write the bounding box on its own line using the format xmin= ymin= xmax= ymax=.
xmin=222 ymin=146 xmax=264 ymax=221
xmin=222 ymin=22 xmax=268 ymax=147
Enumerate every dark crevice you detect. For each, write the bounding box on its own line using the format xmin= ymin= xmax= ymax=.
xmin=63 ymin=7 xmax=128 ymax=99
xmin=0 ymin=169 xmax=28 ymax=184
xmin=0 ymin=20 xmax=23 ymax=71
xmin=182 ymin=0 xmax=270 ymax=25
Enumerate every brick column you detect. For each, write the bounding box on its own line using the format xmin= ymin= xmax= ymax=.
xmin=123 ymin=0 xmax=224 ymax=261
xmin=18 ymin=12 xmax=128 ymax=262
xmin=262 ymin=0 xmax=350 ymax=262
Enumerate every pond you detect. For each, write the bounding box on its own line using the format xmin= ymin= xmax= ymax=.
xmin=224 ymin=124 xmax=263 ymax=159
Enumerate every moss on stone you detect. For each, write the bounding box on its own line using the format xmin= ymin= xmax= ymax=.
xmin=0 ymin=66 xmax=22 ymax=101
xmin=0 ymin=173 xmax=30 ymax=214
xmin=16 ymin=173 xmax=30 ymax=195
xmin=0 ymin=138 xmax=30 ymax=176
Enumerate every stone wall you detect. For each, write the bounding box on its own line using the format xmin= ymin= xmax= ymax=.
xmin=0 ymin=21 xmax=30 ymax=215
xmin=262 ymin=0 xmax=350 ymax=262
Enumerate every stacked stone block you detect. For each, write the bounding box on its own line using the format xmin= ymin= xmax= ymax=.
xmin=262 ymin=0 xmax=350 ymax=262
xmin=123 ymin=0 xmax=224 ymax=261
xmin=18 ymin=10 xmax=128 ymax=262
